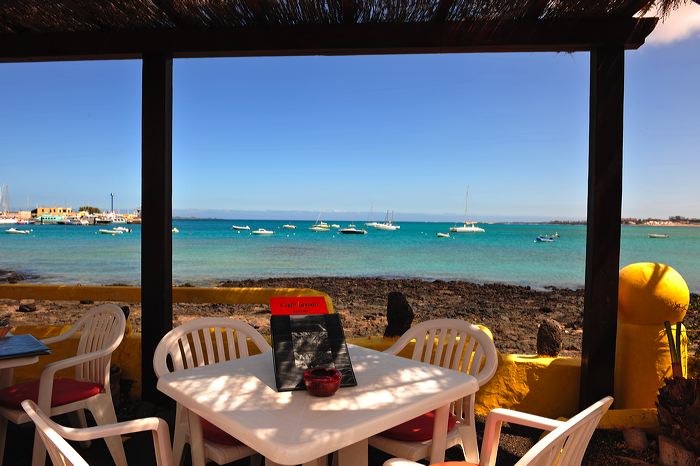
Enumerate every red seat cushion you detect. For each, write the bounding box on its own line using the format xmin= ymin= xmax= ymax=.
xmin=380 ymin=410 xmax=458 ymax=442
xmin=200 ymin=419 xmax=242 ymax=446
xmin=0 ymin=378 xmax=103 ymax=410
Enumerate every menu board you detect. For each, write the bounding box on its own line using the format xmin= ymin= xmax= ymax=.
xmin=0 ymin=334 xmax=51 ymax=360
xmin=270 ymin=313 xmax=357 ymax=392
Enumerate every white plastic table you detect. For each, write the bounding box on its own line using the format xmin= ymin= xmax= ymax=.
xmin=157 ymin=344 xmax=478 ymax=466
xmin=0 ymin=355 xmax=39 ymax=388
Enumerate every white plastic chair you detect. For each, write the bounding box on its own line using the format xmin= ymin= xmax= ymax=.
xmin=383 ymin=396 xmax=613 ymax=466
xmin=22 ymin=399 xmax=173 ymax=466
xmin=153 ymin=317 xmax=270 ymax=466
xmin=369 ymin=319 xmax=498 ymax=464
xmin=0 ymin=303 xmax=126 ymax=466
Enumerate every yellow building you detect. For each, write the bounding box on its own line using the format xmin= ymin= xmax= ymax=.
xmin=31 ymin=206 xmax=73 ymax=217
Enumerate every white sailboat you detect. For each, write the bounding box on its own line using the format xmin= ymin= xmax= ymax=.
xmin=450 ymin=190 xmax=485 ymax=233
xmin=310 ymin=213 xmax=331 ymax=232
xmin=373 ymin=210 xmax=400 ymax=230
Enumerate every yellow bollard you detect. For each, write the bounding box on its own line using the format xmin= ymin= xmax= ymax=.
xmin=614 ymin=262 xmax=690 ymax=408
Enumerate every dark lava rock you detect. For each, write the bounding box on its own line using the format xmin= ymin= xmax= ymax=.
xmin=17 ymin=304 xmax=37 ymax=313
xmin=384 ymin=291 xmax=414 ymax=337
xmin=536 ymin=318 xmax=563 ymax=356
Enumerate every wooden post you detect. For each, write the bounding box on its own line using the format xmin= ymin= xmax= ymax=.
xmin=580 ymin=46 xmax=624 ymax=409
xmin=141 ymin=53 xmax=173 ymax=402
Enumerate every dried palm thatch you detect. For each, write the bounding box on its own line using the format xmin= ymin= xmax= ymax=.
xmin=0 ymin=0 xmax=694 ymax=34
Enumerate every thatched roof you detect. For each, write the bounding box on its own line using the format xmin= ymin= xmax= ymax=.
xmin=0 ymin=0 xmax=683 ymax=33
xmin=0 ymin=0 xmax=690 ymax=60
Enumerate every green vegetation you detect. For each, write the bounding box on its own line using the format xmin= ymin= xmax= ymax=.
xmin=79 ymin=206 xmax=101 ymax=214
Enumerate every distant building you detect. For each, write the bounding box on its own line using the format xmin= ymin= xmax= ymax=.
xmin=31 ymin=206 xmax=73 ymax=217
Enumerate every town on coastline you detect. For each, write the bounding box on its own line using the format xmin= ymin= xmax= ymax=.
xmin=0 ymin=205 xmax=141 ymax=225
xmin=0 ymin=186 xmax=140 ymax=226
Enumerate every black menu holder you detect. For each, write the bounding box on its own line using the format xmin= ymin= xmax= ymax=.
xmin=270 ymin=313 xmax=357 ymax=392
xmin=0 ymin=334 xmax=51 ymax=360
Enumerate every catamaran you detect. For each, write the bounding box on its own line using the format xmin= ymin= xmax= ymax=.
xmin=450 ymin=190 xmax=485 ymax=233
xmin=373 ymin=210 xmax=400 ymax=230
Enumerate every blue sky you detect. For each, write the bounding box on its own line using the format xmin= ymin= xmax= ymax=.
xmin=0 ymin=11 xmax=698 ymax=221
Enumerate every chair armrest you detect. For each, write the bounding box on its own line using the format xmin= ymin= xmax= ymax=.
xmin=55 ymin=417 xmax=173 ymax=466
xmin=35 ymin=350 xmax=115 ymax=411
xmin=40 ymin=326 xmax=79 ymax=346
xmin=480 ymin=409 xmax=564 ymax=466
xmin=486 ymin=409 xmax=564 ymax=431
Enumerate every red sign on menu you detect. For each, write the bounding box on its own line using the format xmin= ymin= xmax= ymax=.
xmin=269 ymin=296 xmax=329 ymax=315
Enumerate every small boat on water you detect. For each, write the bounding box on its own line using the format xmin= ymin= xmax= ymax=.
xmin=232 ymin=225 xmax=250 ymax=231
xmin=649 ymin=233 xmax=670 ymax=239
xmin=282 ymin=224 xmax=297 ymax=230
xmin=99 ymin=229 xmax=123 ymax=235
xmin=450 ymin=190 xmax=485 ymax=233
xmin=331 ymin=224 xmax=340 ymax=229
xmin=172 ymin=227 xmax=179 ymax=233
xmin=252 ymin=228 xmax=274 ymax=235
xmin=5 ymin=228 xmax=30 ymax=235
xmin=16 ymin=219 xmax=34 ymax=225
xmin=310 ymin=214 xmax=331 ymax=231
xmin=437 ymin=232 xmax=450 ymax=238
xmin=374 ymin=210 xmax=400 ymax=230
xmin=535 ymin=236 xmax=555 ymax=243
xmin=310 ymin=225 xmax=330 ymax=232
xmin=339 ymin=227 xmax=367 ymax=235
xmin=114 ymin=226 xmax=132 ymax=233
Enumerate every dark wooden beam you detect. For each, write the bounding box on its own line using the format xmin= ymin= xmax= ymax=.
xmin=580 ymin=45 xmax=624 ymax=409
xmin=141 ymin=52 xmax=173 ymax=402
xmin=0 ymin=18 xmax=657 ymax=62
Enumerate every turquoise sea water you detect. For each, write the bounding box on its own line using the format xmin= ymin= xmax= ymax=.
xmin=0 ymin=220 xmax=698 ymax=291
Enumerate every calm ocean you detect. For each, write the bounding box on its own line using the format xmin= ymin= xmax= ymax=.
xmin=1 ymin=220 xmax=698 ymax=292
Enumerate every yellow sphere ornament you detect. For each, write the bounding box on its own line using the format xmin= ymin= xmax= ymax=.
xmin=618 ymin=262 xmax=689 ymax=325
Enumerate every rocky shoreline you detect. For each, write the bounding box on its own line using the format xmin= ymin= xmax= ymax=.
xmin=2 ymin=274 xmax=697 ymax=356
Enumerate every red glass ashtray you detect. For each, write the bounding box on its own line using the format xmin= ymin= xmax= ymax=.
xmin=303 ymin=367 xmax=342 ymax=397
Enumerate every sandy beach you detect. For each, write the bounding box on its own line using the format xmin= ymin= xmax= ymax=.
xmin=3 ymin=276 xmax=698 ymax=356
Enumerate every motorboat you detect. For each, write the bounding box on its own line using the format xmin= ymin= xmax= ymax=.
xmin=172 ymin=227 xmax=179 ymax=233
xmin=436 ymin=232 xmax=450 ymax=238
xmin=94 ymin=216 xmax=112 ymax=225
xmin=339 ymin=227 xmax=367 ymax=235
xmin=5 ymin=228 xmax=30 ymax=235
xmin=114 ymin=226 xmax=132 ymax=233
xmin=252 ymin=228 xmax=274 ymax=235
xmin=16 ymin=219 xmax=34 ymax=225
xmin=99 ymin=229 xmax=123 ymax=235
xmin=331 ymin=224 xmax=340 ymax=229
xmin=649 ymin=233 xmax=670 ymax=239
xmin=232 ymin=225 xmax=250 ymax=231
xmin=282 ymin=224 xmax=297 ymax=229
xmin=113 ymin=217 xmax=128 ymax=224
xmin=535 ymin=236 xmax=555 ymax=243
xmin=450 ymin=189 xmax=485 ymax=233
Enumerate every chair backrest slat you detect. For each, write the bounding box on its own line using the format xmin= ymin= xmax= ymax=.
xmin=214 ymin=327 xmax=226 ymax=363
